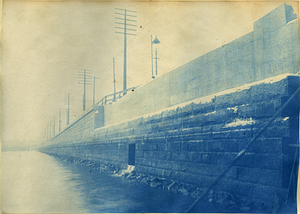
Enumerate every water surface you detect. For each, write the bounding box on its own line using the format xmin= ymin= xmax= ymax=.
xmin=2 ymin=151 xmax=198 ymax=213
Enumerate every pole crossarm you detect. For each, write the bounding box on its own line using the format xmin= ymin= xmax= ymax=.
xmin=115 ymin=31 xmax=137 ymax=36
xmin=78 ymin=77 xmax=92 ymax=79
xmin=115 ymin=27 xmax=137 ymax=31
xmin=115 ymin=8 xmax=137 ymax=13
xmin=78 ymin=73 xmax=92 ymax=75
xmin=78 ymin=74 xmax=92 ymax=76
xmin=78 ymin=76 xmax=92 ymax=79
xmin=78 ymin=76 xmax=92 ymax=78
xmin=115 ymin=22 xmax=137 ymax=27
xmin=115 ymin=17 xmax=137 ymax=22
xmin=78 ymin=80 xmax=92 ymax=82
xmin=115 ymin=13 xmax=137 ymax=17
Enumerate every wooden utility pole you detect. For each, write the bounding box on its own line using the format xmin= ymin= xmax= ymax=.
xmin=115 ymin=8 xmax=137 ymax=92
xmin=66 ymin=93 xmax=70 ymax=125
xmin=59 ymin=108 xmax=61 ymax=132
xmin=78 ymin=69 xmax=92 ymax=111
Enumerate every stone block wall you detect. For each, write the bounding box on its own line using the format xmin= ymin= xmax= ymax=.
xmin=39 ymin=74 xmax=299 ymax=206
xmin=46 ymin=109 xmax=95 ymax=145
xmin=44 ymin=105 xmax=104 ymax=145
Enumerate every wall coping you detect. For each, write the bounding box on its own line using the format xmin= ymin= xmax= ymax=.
xmin=95 ymin=73 xmax=298 ymax=131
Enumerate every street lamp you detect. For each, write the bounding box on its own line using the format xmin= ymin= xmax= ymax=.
xmin=151 ymin=35 xmax=160 ymax=79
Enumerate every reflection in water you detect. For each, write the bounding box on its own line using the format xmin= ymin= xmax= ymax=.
xmin=2 ymin=151 xmax=194 ymax=213
xmin=1 ymin=151 xmax=86 ymax=213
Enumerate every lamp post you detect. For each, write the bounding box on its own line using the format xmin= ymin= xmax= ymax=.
xmin=154 ymin=48 xmax=159 ymax=76
xmin=151 ymin=35 xmax=160 ymax=79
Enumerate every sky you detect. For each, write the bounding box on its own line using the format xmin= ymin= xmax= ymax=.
xmin=2 ymin=1 xmax=298 ymax=147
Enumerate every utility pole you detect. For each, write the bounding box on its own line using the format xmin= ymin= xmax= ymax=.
xmin=49 ymin=121 xmax=52 ymax=139
xmin=115 ymin=8 xmax=137 ymax=92
xmin=78 ymin=69 xmax=92 ymax=111
xmin=113 ymin=57 xmax=116 ymax=101
xmin=93 ymin=76 xmax=96 ymax=105
xmin=155 ymin=48 xmax=159 ymax=76
xmin=48 ymin=124 xmax=50 ymax=139
xmin=93 ymin=76 xmax=101 ymax=105
xmin=53 ymin=116 xmax=55 ymax=136
xmin=66 ymin=93 xmax=70 ymax=125
xmin=59 ymin=108 xmax=61 ymax=132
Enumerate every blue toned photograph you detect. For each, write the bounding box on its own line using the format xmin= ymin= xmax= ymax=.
xmin=1 ymin=2 xmax=299 ymax=213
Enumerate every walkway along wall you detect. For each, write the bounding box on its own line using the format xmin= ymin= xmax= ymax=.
xmin=39 ymin=74 xmax=299 ymax=210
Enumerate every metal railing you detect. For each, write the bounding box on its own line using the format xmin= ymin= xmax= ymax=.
xmin=96 ymin=86 xmax=138 ymax=106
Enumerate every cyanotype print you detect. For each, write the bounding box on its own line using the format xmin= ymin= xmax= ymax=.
xmin=2 ymin=1 xmax=299 ymax=213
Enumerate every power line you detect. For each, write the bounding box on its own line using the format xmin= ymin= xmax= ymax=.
xmin=66 ymin=93 xmax=70 ymax=125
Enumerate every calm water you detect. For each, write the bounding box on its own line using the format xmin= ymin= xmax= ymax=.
xmin=2 ymin=151 xmax=199 ymax=213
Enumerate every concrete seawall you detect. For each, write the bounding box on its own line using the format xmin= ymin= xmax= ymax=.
xmin=39 ymin=74 xmax=299 ymax=210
